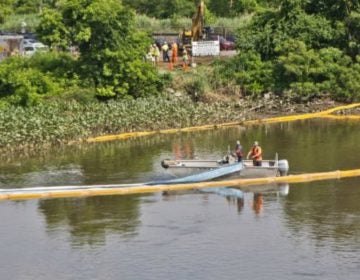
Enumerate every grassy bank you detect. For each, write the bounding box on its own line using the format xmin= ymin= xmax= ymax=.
xmin=0 ymin=96 xmax=247 ymax=153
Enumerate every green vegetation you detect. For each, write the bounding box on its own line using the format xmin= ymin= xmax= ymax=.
xmin=0 ymin=52 xmax=81 ymax=106
xmin=1 ymin=0 xmax=360 ymax=151
xmin=0 ymin=96 xmax=242 ymax=150
xmin=0 ymin=0 xmax=163 ymax=107
xmin=216 ymin=0 xmax=360 ymax=101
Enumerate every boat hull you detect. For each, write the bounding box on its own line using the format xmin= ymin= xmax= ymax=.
xmin=162 ymin=159 xmax=286 ymax=178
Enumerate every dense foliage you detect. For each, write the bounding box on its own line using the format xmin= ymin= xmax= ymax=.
xmin=0 ymin=0 xmax=163 ymax=106
xmin=0 ymin=52 xmax=79 ymax=106
xmin=216 ymin=0 xmax=360 ymax=101
xmin=0 ymin=96 xmax=244 ymax=150
xmin=0 ymin=0 xmax=270 ymax=22
xmin=37 ymin=0 xmax=162 ymax=98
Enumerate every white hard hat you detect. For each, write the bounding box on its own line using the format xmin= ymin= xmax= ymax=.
xmin=254 ymin=141 xmax=259 ymax=146
xmin=236 ymin=140 xmax=240 ymax=144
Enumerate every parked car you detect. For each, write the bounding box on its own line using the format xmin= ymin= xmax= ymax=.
xmin=24 ymin=42 xmax=49 ymax=56
xmin=23 ymin=38 xmax=37 ymax=46
xmin=219 ymin=36 xmax=236 ymax=51
xmin=225 ymin=34 xmax=236 ymax=43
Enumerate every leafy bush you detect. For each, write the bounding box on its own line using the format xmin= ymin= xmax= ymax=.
xmin=212 ymin=51 xmax=274 ymax=96
xmin=274 ymin=41 xmax=360 ymax=101
xmin=0 ymin=52 xmax=80 ymax=106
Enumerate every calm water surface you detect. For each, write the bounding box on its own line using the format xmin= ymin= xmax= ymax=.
xmin=0 ymin=120 xmax=360 ymax=280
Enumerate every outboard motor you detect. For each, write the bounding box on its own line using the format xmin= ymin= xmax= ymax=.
xmin=278 ymin=159 xmax=289 ymax=176
xmin=161 ymin=159 xmax=170 ymax=169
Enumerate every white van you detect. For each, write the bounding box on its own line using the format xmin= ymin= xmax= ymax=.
xmin=24 ymin=42 xmax=49 ymax=56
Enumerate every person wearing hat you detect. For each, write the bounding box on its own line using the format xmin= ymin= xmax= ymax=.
xmin=234 ymin=140 xmax=243 ymax=162
xmin=247 ymin=141 xmax=262 ymax=166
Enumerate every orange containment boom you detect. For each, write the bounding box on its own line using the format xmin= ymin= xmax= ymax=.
xmin=1 ymin=169 xmax=360 ymax=201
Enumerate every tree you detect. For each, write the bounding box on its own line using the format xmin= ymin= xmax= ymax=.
xmin=237 ymin=0 xmax=338 ymax=60
xmin=122 ymin=0 xmax=196 ymax=19
xmin=37 ymin=0 xmax=162 ymax=98
xmin=0 ymin=0 xmax=15 ymax=23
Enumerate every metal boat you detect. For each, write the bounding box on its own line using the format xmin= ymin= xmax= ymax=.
xmin=161 ymin=154 xmax=289 ymax=179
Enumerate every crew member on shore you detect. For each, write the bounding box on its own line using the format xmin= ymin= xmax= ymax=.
xmin=235 ymin=140 xmax=243 ymax=162
xmin=171 ymin=42 xmax=178 ymax=63
xmin=182 ymin=48 xmax=189 ymax=70
xmin=247 ymin=141 xmax=262 ymax=166
xmin=162 ymin=42 xmax=170 ymax=62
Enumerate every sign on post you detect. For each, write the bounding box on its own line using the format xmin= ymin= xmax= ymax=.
xmin=192 ymin=40 xmax=220 ymax=57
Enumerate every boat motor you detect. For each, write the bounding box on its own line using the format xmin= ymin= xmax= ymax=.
xmin=278 ymin=159 xmax=289 ymax=176
xmin=161 ymin=159 xmax=170 ymax=169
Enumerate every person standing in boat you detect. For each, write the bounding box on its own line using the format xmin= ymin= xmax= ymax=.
xmin=247 ymin=141 xmax=262 ymax=166
xmin=235 ymin=140 xmax=243 ymax=162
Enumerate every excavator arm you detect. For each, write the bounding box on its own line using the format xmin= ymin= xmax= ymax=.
xmin=191 ymin=1 xmax=205 ymax=41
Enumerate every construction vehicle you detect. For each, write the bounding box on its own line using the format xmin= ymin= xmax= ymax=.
xmin=191 ymin=0 xmax=205 ymax=41
xmin=180 ymin=1 xmax=206 ymax=53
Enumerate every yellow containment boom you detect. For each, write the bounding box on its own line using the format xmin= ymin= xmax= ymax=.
xmin=1 ymin=169 xmax=360 ymax=201
xmin=87 ymin=103 xmax=360 ymax=143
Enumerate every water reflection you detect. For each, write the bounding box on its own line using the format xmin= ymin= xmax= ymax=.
xmin=252 ymin=193 xmax=264 ymax=214
xmin=38 ymin=195 xmax=142 ymax=247
xmin=1 ymin=119 xmax=360 ymax=252
xmin=225 ymin=196 xmax=244 ymax=213
xmin=284 ymin=179 xmax=360 ymax=249
xmin=162 ymin=183 xmax=289 ymax=215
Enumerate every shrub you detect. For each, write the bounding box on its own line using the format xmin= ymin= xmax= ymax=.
xmin=0 ymin=52 xmax=79 ymax=106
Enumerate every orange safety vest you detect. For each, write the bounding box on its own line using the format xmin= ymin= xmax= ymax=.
xmin=251 ymin=146 xmax=262 ymax=161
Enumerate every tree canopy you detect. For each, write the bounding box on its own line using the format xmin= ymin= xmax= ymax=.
xmin=0 ymin=0 xmax=162 ymax=106
xmin=225 ymin=0 xmax=360 ymax=101
xmin=37 ymin=0 xmax=161 ymax=99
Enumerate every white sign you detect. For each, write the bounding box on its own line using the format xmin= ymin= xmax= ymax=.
xmin=192 ymin=40 xmax=220 ymax=57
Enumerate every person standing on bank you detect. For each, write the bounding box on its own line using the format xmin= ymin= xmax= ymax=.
xmin=162 ymin=42 xmax=170 ymax=62
xmin=247 ymin=141 xmax=262 ymax=166
xmin=235 ymin=140 xmax=243 ymax=162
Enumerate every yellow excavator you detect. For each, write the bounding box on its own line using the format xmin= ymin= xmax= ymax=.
xmin=191 ymin=0 xmax=205 ymax=41
xmin=180 ymin=1 xmax=206 ymax=52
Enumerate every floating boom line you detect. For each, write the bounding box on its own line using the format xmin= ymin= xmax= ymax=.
xmin=1 ymin=168 xmax=360 ymax=201
xmin=87 ymin=103 xmax=360 ymax=143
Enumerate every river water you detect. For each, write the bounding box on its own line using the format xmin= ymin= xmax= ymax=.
xmin=0 ymin=119 xmax=360 ymax=280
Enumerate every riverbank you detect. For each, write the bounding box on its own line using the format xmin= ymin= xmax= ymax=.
xmin=0 ymin=93 xmax=344 ymax=157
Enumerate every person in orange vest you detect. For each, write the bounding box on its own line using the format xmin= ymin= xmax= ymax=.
xmin=171 ymin=42 xmax=178 ymax=64
xmin=247 ymin=141 xmax=262 ymax=166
